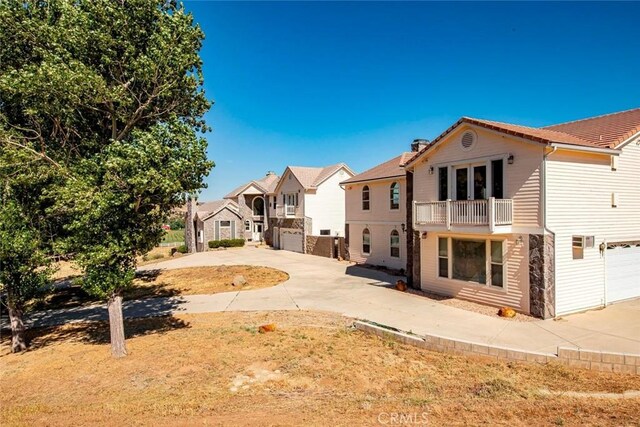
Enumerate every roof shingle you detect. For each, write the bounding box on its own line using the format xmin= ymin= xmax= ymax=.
xmin=341 ymin=153 xmax=412 ymax=184
xmin=543 ymin=107 xmax=640 ymax=149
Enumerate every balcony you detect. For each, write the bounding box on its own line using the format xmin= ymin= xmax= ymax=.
xmin=275 ymin=204 xmax=303 ymax=218
xmin=414 ymin=198 xmax=513 ymax=233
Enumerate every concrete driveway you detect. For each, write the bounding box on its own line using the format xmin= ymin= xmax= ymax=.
xmin=26 ymin=247 xmax=640 ymax=355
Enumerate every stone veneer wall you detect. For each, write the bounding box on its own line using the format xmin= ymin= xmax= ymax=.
xmin=305 ymin=236 xmax=346 ymax=259
xmin=405 ymin=171 xmax=420 ymax=288
xmin=529 ymin=233 xmax=555 ymax=319
xmin=266 ymin=217 xmax=306 ymax=247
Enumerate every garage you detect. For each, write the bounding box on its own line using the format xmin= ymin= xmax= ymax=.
xmin=606 ymin=242 xmax=640 ymax=304
xmin=280 ymin=228 xmax=303 ymax=253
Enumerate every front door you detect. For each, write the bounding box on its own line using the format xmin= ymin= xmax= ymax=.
xmin=253 ymin=223 xmax=263 ymax=242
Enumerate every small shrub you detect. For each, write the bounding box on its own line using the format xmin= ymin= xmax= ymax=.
xmin=208 ymin=239 xmax=245 ymax=249
xmin=176 ymin=244 xmax=188 ymax=254
xmin=169 ymin=218 xmax=185 ymax=230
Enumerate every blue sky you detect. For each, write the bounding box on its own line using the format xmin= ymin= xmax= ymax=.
xmin=185 ymin=1 xmax=640 ymax=201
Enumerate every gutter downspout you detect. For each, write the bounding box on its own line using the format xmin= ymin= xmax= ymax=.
xmin=542 ymin=146 xmax=557 ymax=318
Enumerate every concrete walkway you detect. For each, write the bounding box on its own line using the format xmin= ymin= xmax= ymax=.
xmin=25 ymin=247 xmax=640 ymax=355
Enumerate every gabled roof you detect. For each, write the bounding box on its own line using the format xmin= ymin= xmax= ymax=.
xmin=543 ymin=107 xmax=640 ymax=149
xmin=224 ymin=173 xmax=280 ymax=199
xmin=404 ymin=108 xmax=639 ymax=167
xmin=275 ymin=163 xmax=355 ymax=192
xmin=195 ymin=199 xmax=241 ymax=221
xmin=341 ymin=153 xmax=413 ymax=185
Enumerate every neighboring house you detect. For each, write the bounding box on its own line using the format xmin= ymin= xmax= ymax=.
xmin=265 ymin=163 xmax=355 ymax=255
xmin=405 ymin=108 xmax=640 ymax=319
xmin=341 ymin=147 xmax=423 ymax=272
xmin=193 ymin=199 xmax=243 ymax=252
xmin=224 ymin=171 xmax=280 ymax=242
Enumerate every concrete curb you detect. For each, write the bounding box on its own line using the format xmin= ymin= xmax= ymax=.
xmin=353 ymin=320 xmax=640 ymax=375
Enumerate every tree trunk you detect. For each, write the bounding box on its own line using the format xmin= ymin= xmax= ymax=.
xmin=107 ymin=292 xmax=127 ymax=358
xmin=185 ymin=194 xmax=196 ymax=253
xmin=8 ymin=306 xmax=27 ymax=353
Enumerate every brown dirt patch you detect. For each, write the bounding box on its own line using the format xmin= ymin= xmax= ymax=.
xmin=1 ymin=311 xmax=638 ymax=426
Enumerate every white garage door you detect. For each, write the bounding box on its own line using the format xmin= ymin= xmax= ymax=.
xmin=606 ymin=243 xmax=640 ymax=303
xmin=280 ymin=229 xmax=303 ymax=253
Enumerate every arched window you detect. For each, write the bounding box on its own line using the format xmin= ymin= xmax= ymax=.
xmin=390 ymin=182 xmax=400 ymax=210
xmin=362 ymin=185 xmax=370 ymax=210
xmin=252 ymin=197 xmax=265 ymax=216
xmin=362 ymin=228 xmax=371 ymax=254
xmin=390 ymin=230 xmax=400 ymax=258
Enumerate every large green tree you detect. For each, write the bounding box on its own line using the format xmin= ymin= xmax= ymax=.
xmin=0 ymin=134 xmax=57 ymax=352
xmin=0 ymin=0 xmax=213 ymax=356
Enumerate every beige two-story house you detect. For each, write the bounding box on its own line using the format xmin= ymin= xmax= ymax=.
xmin=265 ymin=163 xmax=355 ymax=254
xmin=341 ymin=149 xmax=418 ymax=273
xmin=405 ymin=108 xmax=640 ymax=319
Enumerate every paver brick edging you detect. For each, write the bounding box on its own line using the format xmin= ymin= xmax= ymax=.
xmin=353 ymin=320 xmax=639 ymax=375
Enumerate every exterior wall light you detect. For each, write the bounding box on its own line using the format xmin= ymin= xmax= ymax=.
xmin=401 ymin=223 xmax=406 ymax=233
xmin=428 ymin=166 xmax=434 ymax=174
xmin=507 ymin=154 xmax=514 ymax=164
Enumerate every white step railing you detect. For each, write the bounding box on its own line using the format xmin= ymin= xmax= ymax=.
xmin=414 ymin=198 xmax=513 ymax=232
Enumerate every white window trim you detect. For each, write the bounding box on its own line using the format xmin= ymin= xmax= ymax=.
xmin=389 ymin=182 xmax=400 ymax=211
xmin=390 ymin=230 xmax=400 ymax=258
xmin=435 ymin=235 xmax=507 ymax=292
xmin=362 ymin=185 xmax=370 ymax=211
xmin=434 ymin=154 xmax=508 ymax=201
xmin=362 ymin=228 xmax=371 ymax=255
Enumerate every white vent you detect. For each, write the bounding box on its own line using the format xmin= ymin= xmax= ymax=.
xmin=461 ymin=131 xmax=475 ymax=150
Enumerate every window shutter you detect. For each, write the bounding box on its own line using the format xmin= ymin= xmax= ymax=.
xmin=231 ymin=221 xmax=236 ymax=239
xmin=215 ymin=221 xmax=220 ymax=240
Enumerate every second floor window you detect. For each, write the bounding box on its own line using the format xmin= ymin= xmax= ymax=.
xmin=390 ymin=182 xmax=400 ymax=210
xmin=362 ymin=185 xmax=370 ymax=210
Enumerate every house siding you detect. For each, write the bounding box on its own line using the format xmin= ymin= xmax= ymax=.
xmin=546 ymin=138 xmax=640 ymax=315
xmin=348 ymin=223 xmax=406 ymax=271
xmin=305 ymin=169 xmax=351 ymax=236
xmin=344 ymin=178 xmax=407 ymax=270
xmin=411 ymin=125 xmax=543 ymax=313
xmin=420 ymin=232 xmax=531 ymax=313
xmin=412 ymin=126 xmax=544 ymax=229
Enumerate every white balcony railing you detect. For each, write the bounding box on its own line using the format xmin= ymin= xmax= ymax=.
xmin=275 ymin=205 xmax=302 ymax=218
xmin=414 ymin=198 xmax=513 ymax=232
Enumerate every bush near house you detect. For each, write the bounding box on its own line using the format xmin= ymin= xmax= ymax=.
xmin=176 ymin=244 xmax=188 ymax=254
xmin=208 ymin=239 xmax=245 ymax=249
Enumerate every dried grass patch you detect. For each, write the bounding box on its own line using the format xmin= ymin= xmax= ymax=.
xmin=28 ymin=266 xmax=289 ymax=311
xmin=1 ymin=311 xmax=638 ymax=426
xmin=129 ymin=266 xmax=289 ymax=299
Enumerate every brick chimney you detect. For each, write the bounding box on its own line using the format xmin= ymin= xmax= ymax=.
xmin=411 ymin=138 xmax=430 ymax=152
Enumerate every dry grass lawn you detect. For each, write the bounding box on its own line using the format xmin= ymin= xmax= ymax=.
xmin=1 ymin=311 xmax=638 ymax=426
xmin=28 ymin=266 xmax=288 ymax=312
xmin=130 ymin=266 xmax=289 ymax=299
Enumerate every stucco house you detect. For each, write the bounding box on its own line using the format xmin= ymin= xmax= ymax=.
xmin=341 ymin=146 xmax=424 ymax=272
xmin=224 ymin=171 xmax=280 ymax=242
xmin=265 ymin=163 xmax=355 ymax=254
xmin=404 ymin=107 xmax=640 ymax=319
